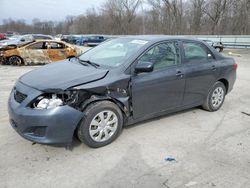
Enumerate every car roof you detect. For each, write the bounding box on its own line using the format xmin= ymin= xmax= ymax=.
xmin=20 ymin=39 xmax=69 ymax=47
xmin=120 ymin=35 xmax=203 ymax=43
xmin=33 ymin=39 xmax=65 ymax=43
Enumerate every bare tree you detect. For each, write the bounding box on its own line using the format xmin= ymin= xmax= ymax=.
xmin=102 ymin=0 xmax=141 ymax=34
xmin=0 ymin=0 xmax=249 ymax=35
xmin=190 ymin=0 xmax=205 ymax=33
xmin=203 ymin=0 xmax=228 ymax=34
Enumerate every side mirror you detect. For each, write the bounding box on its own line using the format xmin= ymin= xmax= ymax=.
xmin=135 ymin=61 xmax=154 ymax=74
xmin=208 ymin=54 xmax=213 ymax=59
xmin=20 ymin=38 xmax=25 ymax=42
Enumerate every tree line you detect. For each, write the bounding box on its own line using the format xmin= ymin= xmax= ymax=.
xmin=0 ymin=0 xmax=249 ymax=35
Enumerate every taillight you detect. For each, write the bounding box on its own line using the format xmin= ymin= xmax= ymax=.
xmin=233 ymin=63 xmax=238 ymax=70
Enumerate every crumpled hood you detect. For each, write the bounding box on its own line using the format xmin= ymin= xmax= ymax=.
xmin=19 ymin=60 xmax=109 ymax=91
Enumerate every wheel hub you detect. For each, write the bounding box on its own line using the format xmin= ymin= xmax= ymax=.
xmin=211 ymin=87 xmax=224 ymax=108
xmin=89 ymin=110 xmax=118 ymax=142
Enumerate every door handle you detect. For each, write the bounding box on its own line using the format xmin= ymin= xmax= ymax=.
xmin=176 ymin=70 xmax=184 ymax=78
xmin=211 ymin=65 xmax=217 ymax=71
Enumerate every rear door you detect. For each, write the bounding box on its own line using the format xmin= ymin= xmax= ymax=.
xmin=131 ymin=41 xmax=185 ymax=119
xmin=47 ymin=42 xmax=69 ymax=62
xmin=181 ymin=40 xmax=220 ymax=106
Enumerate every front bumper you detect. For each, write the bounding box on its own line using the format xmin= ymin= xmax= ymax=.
xmin=0 ymin=55 xmax=6 ymax=65
xmin=8 ymin=81 xmax=84 ymax=144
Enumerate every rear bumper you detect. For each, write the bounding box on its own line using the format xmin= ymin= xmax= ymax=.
xmin=227 ymin=69 xmax=237 ymax=94
xmin=8 ymin=81 xmax=84 ymax=144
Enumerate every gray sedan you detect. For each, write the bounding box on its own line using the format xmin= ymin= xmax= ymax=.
xmin=8 ymin=36 xmax=237 ymax=148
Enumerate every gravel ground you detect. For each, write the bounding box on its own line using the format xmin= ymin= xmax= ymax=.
xmin=0 ymin=49 xmax=250 ymax=188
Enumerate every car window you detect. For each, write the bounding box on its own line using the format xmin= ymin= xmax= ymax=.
xmin=138 ymin=42 xmax=180 ymax=70
xmin=28 ymin=42 xmax=47 ymax=49
xmin=89 ymin=36 xmax=96 ymax=40
xmin=79 ymin=38 xmax=149 ymax=67
xmin=183 ymin=42 xmax=213 ymax=62
xmin=34 ymin=36 xmax=51 ymax=40
xmin=49 ymin=42 xmax=64 ymax=49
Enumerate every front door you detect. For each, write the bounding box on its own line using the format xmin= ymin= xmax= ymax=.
xmin=24 ymin=42 xmax=50 ymax=64
xmin=131 ymin=41 xmax=185 ymax=119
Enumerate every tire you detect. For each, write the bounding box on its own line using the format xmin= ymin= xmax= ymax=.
xmin=202 ymin=81 xmax=226 ymax=112
xmin=77 ymin=101 xmax=123 ymax=148
xmin=8 ymin=56 xmax=24 ymax=66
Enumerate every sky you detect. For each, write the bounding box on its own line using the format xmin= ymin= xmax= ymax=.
xmin=0 ymin=0 xmax=107 ymax=23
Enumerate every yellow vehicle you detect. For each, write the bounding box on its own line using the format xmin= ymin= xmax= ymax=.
xmin=0 ymin=40 xmax=83 ymax=65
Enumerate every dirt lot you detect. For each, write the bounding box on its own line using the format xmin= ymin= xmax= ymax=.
xmin=0 ymin=49 xmax=250 ymax=188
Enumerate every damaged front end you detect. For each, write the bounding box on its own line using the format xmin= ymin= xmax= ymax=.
xmin=8 ymin=81 xmax=84 ymax=144
xmin=0 ymin=51 xmax=6 ymax=64
xmin=29 ymin=73 xmax=132 ymax=126
xmin=30 ymin=89 xmax=90 ymax=110
xmin=71 ymin=75 xmax=132 ymax=119
xmin=32 ymin=85 xmax=131 ymax=118
xmin=0 ymin=45 xmax=18 ymax=65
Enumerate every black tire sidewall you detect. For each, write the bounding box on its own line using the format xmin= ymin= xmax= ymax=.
xmin=78 ymin=101 xmax=123 ymax=148
xmin=208 ymin=82 xmax=226 ymax=111
xmin=8 ymin=56 xmax=23 ymax=66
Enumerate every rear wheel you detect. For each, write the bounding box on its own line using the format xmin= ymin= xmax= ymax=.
xmin=202 ymin=81 xmax=226 ymax=112
xmin=8 ymin=56 xmax=23 ymax=66
xmin=77 ymin=101 xmax=123 ymax=148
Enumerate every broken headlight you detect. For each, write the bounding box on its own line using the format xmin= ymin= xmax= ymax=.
xmin=33 ymin=94 xmax=63 ymax=109
xmin=32 ymin=90 xmax=79 ymax=109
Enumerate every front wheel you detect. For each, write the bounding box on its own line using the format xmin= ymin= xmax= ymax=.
xmin=202 ymin=81 xmax=226 ymax=112
xmin=77 ymin=101 xmax=123 ymax=148
xmin=8 ymin=56 xmax=23 ymax=66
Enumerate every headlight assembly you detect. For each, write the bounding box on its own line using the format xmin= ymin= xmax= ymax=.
xmin=33 ymin=94 xmax=63 ymax=109
xmin=32 ymin=90 xmax=80 ymax=110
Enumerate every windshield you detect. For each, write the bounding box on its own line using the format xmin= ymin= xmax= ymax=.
xmin=79 ymin=38 xmax=149 ymax=67
xmin=21 ymin=35 xmax=34 ymax=41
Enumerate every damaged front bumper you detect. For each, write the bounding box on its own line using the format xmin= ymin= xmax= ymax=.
xmin=8 ymin=81 xmax=84 ymax=144
xmin=0 ymin=55 xmax=6 ymax=65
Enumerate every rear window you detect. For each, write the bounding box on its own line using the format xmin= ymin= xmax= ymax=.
xmin=183 ymin=42 xmax=213 ymax=62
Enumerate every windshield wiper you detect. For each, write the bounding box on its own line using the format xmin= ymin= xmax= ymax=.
xmin=81 ymin=60 xmax=100 ymax=68
xmin=76 ymin=57 xmax=100 ymax=68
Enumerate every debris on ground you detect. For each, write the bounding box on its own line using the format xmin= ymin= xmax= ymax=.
xmin=185 ymin=181 xmax=198 ymax=187
xmin=241 ymin=112 xmax=250 ymax=117
xmin=164 ymin=156 xmax=176 ymax=162
xmin=228 ymin=52 xmax=241 ymax=57
xmin=162 ymin=179 xmax=170 ymax=188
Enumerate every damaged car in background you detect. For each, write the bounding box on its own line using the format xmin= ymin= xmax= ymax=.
xmin=0 ymin=34 xmax=53 ymax=48
xmin=0 ymin=40 xmax=83 ymax=65
xmin=8 ymin=36 xmax=237 ymax=148
xmin=202 ymin=39 xmax=224 ymax=52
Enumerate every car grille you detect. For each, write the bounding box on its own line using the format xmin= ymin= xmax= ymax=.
xmin=14 ymin=90 xmax=27 ymax=103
